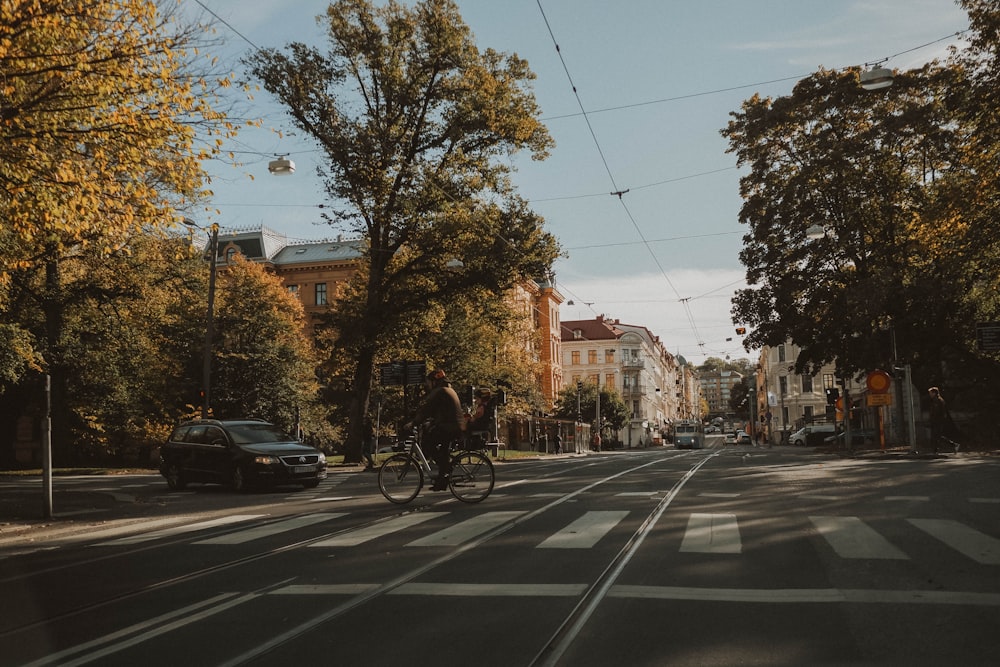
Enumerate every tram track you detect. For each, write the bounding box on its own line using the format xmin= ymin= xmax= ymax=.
xmin=3 ymin=449 xmax=712 ymax=665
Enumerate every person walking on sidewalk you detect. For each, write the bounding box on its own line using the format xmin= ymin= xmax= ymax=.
xmin=927 ymin=386 xmax=959 ymax=453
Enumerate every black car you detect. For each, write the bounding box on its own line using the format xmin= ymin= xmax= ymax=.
xmin=159 ymin=419 xmax=327 ymax=492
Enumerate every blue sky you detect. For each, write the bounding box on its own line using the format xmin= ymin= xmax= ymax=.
xmin=190 ymin=0 xmax=969 ymax=365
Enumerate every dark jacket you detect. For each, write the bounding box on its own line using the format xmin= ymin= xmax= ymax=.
xmin=415 ymin=384 xmax=465 ymax=438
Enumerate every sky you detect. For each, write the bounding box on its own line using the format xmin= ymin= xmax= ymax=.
xmin=187 ymin=0 xmax=970 ymax=366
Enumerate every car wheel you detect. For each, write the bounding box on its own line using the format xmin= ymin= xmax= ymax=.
xmin=164 ymin=463 xmax=187 ymax=490
xmin=231 ymin=465 xmax=252 ymax=493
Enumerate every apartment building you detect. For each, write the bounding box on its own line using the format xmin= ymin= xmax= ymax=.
xmin=202 ymin=225 xmax=564 ymax=407
xmin=560 ymin=316 xmax=695 ymax=445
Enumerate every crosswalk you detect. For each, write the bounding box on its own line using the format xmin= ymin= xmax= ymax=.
xmin=87 ymin=506 xmax=1000 ymax=565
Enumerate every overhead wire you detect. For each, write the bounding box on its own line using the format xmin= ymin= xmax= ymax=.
xmin=536 ymin=0 xmax=706 ymax=350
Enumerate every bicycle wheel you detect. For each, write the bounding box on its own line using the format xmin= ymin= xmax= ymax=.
xmin=378 ymin=453 xmax=423 ymax=504
xmin=448 ymin=451 xmax=494 ymax=503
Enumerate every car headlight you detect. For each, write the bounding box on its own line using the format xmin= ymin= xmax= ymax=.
xmin=318 ymin=452 xmax=327 ymax=465
xmin=253 ymin=455 xmax=280 ymax=465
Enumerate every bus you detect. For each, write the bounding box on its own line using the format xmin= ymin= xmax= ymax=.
xmin=673 ymin=420 xmax=705 ymax=449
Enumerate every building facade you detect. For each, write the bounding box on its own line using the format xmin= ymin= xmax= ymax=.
xmin=560 ymin=316 xmax=697 ymax=445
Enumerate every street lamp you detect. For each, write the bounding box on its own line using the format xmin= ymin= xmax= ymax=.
xmin=183 ymin=219 xmax=219 ymax=419
xmin=267 ymin=155 xmax=295 ymax=175
xmin=860 ymin=66 xmax=894 ymax=91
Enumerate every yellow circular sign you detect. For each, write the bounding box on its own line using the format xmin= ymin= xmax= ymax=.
xmin=866 ymin=370 xmax=892 ymax=393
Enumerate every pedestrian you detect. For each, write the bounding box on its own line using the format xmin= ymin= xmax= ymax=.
xmin=554 ymin=431 xmax=562 ymax=454
xmin=362 ymin=418 xmax=376 ymax=471
xmin=927 ymin=386 xmax=959 ymax=453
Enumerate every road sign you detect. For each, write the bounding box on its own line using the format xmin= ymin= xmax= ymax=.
xmin=867 ymin=393 xmax=893 ymax=406
xmin=866 ymin=370 xmax=892 ymax=393
xmin=976 ymin=322 xmax=1000 ymax=352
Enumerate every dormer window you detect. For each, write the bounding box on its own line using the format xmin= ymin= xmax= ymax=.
xmin=573 ymin=329 xmax=582 ymax=339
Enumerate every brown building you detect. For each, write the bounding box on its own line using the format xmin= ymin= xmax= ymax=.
xmin=209 ymin=226 xmax=564 ymax=407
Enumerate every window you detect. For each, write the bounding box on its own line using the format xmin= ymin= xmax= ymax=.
xmin=605 ymin=349 xmax=615 ymax=363
xmin=571 ymin=350 xmax=580 ymax=365
xmin=588 ymin=350 xmax=598 ymax=364
xmin=315 ymin=283 xmax=327 ymax=305
xmin=288 ymin=285 xmax=299 ymax=298
xmin=801 ymin=374 xmax=814 ymax=393
xmin=779 ymin=376 xmax=788 ymax=396
xmin=778 ymin=345 xmax=786 ymax=362
xmin=573 ymin=329 xmax=582 ymax=339
xmin=803 ymin=405 xmax=814 ymax=420
xmin=605 ymin=373 xmax=616 ymax=388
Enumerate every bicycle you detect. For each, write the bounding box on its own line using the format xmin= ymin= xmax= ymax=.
xmin=378 ymin=428 xmax=495 ymax=504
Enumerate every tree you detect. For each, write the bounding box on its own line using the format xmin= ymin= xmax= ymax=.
xmin=722 ymin=64 xmax=968 ymax=380
xmin=552 ymin=382 xmax=628 ymax=435
xmin=210 ymin=256 xmax=323 ymax=435
xmin=0 ymin=0 xmax=238 ymax=464
xmin=246 ymin=0 xmax=559 ymax=462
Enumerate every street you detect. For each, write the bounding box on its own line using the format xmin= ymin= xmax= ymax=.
xmin=2 ymin=439 xmax=998 ymax=666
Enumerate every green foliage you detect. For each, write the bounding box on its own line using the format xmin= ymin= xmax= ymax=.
xmin=722 ymin=57 xmax=1000 ymax=390
xmin=247 ymin=0 xmax=559 ymax=460
xmin=552 ymin=382 xmax=628 ymax=433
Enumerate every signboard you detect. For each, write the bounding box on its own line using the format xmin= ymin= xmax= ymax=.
xmin=867 ymin=393 xmax=893 ymax=406
xmin=976 ymin=322 xmax=1000 ymax=353
xmin=866 ymin=370 xmax=892 ymax=393
xmin=378 ymin=360 xmax=427 ymax=386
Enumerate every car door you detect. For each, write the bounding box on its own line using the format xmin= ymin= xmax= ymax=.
xmin=198 ymin=425 xmax=232 ymax=483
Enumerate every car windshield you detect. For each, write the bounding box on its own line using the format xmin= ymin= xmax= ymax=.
xmin=225 ymin=423 xmax=294 ymax=444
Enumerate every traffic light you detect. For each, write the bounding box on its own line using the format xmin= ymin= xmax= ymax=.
xmin=825 ymin=387 xmax=840 ymax=405
xmin=576 ymin=380 xmax=582 ymax=392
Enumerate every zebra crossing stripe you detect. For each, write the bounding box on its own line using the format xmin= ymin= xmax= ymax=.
xmin=96 ymin=515 xmax=266 ymax=546
xmin=308 ymin=512 xmax=446 ymax=547
xmin=908 ymin=519 xmax=1000 ymax=565
xmin=810 ymin=516 xmax=908 ymax=559
xmin=680 ymin=513 xmax=742 ymax=554
xmin=195 ymin=513 xmax=348 ymax=545
xmin=538 ymin=511 xmax=629 ymax=549
xmin=406 ymin=512 xmax=525 ymax=547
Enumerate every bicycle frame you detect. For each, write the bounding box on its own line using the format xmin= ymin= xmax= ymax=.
xmin=378 ymin=427 xmax=494 ymax=504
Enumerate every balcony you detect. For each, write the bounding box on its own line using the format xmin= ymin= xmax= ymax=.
xmin=622 ymin=356 xmax=644 ymax=368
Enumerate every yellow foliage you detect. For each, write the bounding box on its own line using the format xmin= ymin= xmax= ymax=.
xmin=0 ymin=0 xmax=238 ymax=279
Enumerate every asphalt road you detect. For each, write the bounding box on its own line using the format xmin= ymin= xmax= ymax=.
xmin=2 ymin=440 xmax=998 ymax=666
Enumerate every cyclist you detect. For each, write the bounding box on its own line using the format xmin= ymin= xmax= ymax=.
xmin=404 ymin=369 xmax=465 ymax=490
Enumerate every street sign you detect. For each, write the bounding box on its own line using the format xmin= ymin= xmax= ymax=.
xmin=866 ymin=370 xmax=892 ymax=394
xmin=976 ymin=322 xmax=1000 ymax=353
xmin=867 ymin=393 xmax=893 ymax=406
xmin=378 ymin=360 xmax=427 ymax=386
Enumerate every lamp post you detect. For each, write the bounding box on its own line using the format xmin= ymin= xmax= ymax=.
xmin=184 ymin=219 xmax=219 ymax=419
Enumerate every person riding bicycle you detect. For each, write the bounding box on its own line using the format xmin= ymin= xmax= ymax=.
xmin=404 ymin=369 xmax=465 ymax=491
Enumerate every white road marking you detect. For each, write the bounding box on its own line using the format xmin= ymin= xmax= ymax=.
xmin=406 ymin=512 xmax=525 ymax=547
xmin=908 ymin=518 xmax=1000 ymax=565
xmin=810 ymin=516 xmax=908 ymax=559
xmin=680 ymin=512 xmax=742 ymax=554
xmin=95 ymin=515 xmax=266 ymax=546
xmin=537 ymin=511 xmax=629 ymax=549
xmin=195 ymin=513 xmax=347 ymax=545
xmin=309 ymin=512 xmax=445 ymax=547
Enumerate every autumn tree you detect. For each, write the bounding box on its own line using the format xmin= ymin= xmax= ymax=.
xmin=0 ymin=0 xmax=237 ymax=463
xmin=211 ymin=256 xmax=324 ymax=436
xmin=246 ymin=0 xmax=559 ymax=462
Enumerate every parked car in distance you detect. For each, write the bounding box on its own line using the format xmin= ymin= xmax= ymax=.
xmin=736 ymin=430 xmax=753 ymax=445
xmin=159 ymin=419 xmax=327 ymax=492
xmin=788 ymin=423 xmax=837 ymax=446
xmin=724 ymin=431 xmax=738 ymax=445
